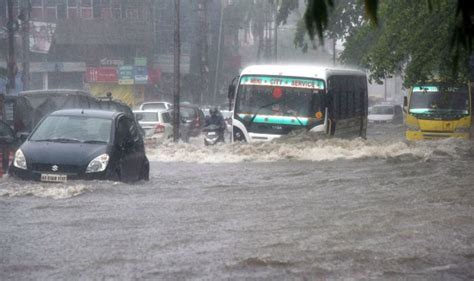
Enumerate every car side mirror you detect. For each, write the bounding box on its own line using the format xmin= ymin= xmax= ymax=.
xmin=18 ymin=132 xmax=29 ymax=143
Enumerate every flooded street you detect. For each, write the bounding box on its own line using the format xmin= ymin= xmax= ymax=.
xmin=1 ymin=124 xmax=474 ymax=280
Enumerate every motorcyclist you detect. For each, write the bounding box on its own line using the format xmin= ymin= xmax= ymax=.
xmin=204 ymin=107 xmax=226 ymax=144
xmin=205 ymin=107 xmax=226 ymax=129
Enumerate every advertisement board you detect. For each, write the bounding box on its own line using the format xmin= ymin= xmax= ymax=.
xmin=118 ymin=66 xmax=134 ymax=85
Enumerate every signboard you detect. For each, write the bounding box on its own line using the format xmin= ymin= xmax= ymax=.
xmin=240 ymin=76 xmax=325 ymax=90
xmin=134 ymin=66 xmax=148 ymax=85
xmin=148 ymin=68 xmax=161 ymax=84
xmin=100 ymin=58 xmax=124 ymax=67
xmin=30 ymin=21 xmax=56 ymax=54
xmin=118 ymin=66 xmax=134 ymax=85
xmin=134 ymin=57 xmax=147 ymax=67
xmin=86 ymin=67 xmax=118 ymax=83
xmin=154 ymin=54 xmax=190 ymax=74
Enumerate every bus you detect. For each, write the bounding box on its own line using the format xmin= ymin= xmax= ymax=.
xmin=228 ymin=65 xmax=368 ymax=142
xmin=404 ymin=83 xmax=472 ymax=140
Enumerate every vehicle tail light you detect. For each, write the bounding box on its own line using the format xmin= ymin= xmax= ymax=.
xmin=154 ymin=123 xmax=165 ymax=134
xmin=195 ymin=116 xmax=200 ymax=128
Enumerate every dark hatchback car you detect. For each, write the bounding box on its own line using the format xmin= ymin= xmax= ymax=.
xmin=179 ymin=103 xmax=205 ymax=138
xmin=9 ymin=109 xmax=149 ymax=183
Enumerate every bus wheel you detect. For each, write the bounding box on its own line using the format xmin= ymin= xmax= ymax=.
xmin=233 ymin=128 xmax=246 ymax=142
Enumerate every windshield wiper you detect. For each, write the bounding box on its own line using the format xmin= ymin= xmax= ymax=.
xmin=246 ymin=95 xmax=301 ymax=127
xmin=82 ymin=140 xmax=108 ymax=144
xmin=287 ymin=113 xmax=305 ymax=126
xmin=247 ymin=100 xmax=280 ymax=127
xmin=33 ymin=138 xmax=82 ymax=143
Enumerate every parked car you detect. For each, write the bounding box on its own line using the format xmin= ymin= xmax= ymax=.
xmin=139 ymin=101 xmax=173 ymax=111
xmin=134 ymin=110 xmax=173 ymax=141
xmin=9 ymin=109 xmax=149 ymax=182
xmin=368 ymin=104 xmax=403 ymax=124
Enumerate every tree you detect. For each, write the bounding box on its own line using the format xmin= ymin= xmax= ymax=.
xmin=294 ymin=0 xmax=364 ymax=52
xmin=224 ymin=0 xmax=299 ymax=61
xmin=303 ymin=0 xmax=473 ymax=50
xmin=340 ymin=0 xmax=470 ymax=86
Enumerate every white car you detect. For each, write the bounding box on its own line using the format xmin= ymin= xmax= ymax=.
xmin=133 ymin=110 xmax=174 ymax=141
xmin=139 ymin=101 xmax=173 ymax=111
xmin=368 ymin=104 xmax=403 ymax=124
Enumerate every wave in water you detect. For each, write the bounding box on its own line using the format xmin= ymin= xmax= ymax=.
xmin=147 ymin=135 xmax=472 ymax=163
xmin=0 ymin=177 xmax=88 ymax=199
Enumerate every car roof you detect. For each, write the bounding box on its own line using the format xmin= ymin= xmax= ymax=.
xmin=141 ymin=101 xmax=171 ymax=105
xmin=50 ymin=109 xmax=122 ymax=119
xmin=179 ymin=103 xmax=199 ymax=108
xmin=133 ymin=110 xmax=170 ymax=114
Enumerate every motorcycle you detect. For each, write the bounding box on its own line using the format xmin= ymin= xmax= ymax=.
xmin=203 ymin=124 xmax=225 ymax=146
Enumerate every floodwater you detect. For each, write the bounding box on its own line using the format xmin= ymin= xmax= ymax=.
xmin=1 ymin=124 xmax=473 ymax=280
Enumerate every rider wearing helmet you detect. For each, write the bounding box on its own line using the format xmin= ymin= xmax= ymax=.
xmin=205 ymin=107 xmax=226 ymax=129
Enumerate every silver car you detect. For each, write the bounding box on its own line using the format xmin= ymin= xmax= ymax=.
xmin=133 ymin=110 xmax=174 ymax=142
xmin=139 ymin=102 xmax=173 ymax=111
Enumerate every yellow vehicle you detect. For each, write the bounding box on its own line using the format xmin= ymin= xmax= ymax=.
xmin=404 ymin=83 xmax=472 ymax=140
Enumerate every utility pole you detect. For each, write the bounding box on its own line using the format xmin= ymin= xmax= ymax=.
xmin=173 ymin=0 xmax=181 ymax=142
xmin=20 ymin=0 xmax=30 ymax=91
xmin=198 ymin=0 xmax=209 ymax=106
xmin=212 ymin=0 xmax=224 ymax=105
xmin=6 ymin=0 xmax=17 ymax=94
xmin=273 ymin=2 xmax=278 ymax=62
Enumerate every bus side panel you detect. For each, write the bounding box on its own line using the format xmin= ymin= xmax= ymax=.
xmin=328 ymin=75 xmax=368 ymax=139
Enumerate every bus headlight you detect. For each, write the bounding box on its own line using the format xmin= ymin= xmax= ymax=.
xmin=310 ymin=124 xmax=325 ymax=133
xmin=86 ymin=154 xmax=110 ymax=173
xmin=405 ymin=122 xmax=420 ymax=131
xmin=13 ymin=149 xmax=27 ymax=170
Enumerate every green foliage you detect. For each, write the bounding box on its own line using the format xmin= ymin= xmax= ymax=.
xmin=293 ymin=0 xmax=364 ymax=53
xmin=270 ymin=0 xmax=299 ymax=25
xmin=340 ymin=0 xmax=470 ymax=86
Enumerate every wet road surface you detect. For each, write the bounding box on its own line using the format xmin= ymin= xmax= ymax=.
xmin=1 ymin=124 xmax=474 ymax=280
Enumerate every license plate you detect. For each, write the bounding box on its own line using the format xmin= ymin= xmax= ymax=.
xmin=41 ymin=174 xmax=68 ymax=183
xmin=208 ymin=132 xmax=216 ymax=136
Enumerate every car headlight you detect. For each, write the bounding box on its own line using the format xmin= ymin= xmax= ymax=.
xmin=86 ymin=154 xmax=110 ymax=173
xmin=13 ymin=149 xmax=27 ymax=170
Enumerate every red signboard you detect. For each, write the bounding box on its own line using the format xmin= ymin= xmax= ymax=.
xmin=148 ymin=67 xmax=161 ymax=84
xmin=86 ymin=67 xmax=118 ymax=83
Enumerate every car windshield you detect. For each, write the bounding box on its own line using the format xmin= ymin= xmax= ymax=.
xmin=142 ymin=103 xmax=166 ymax=110
xmin=370 ymin=106 xmax=394 ymax=115
xmin=30 ymin=115 xmax=113 ymax=143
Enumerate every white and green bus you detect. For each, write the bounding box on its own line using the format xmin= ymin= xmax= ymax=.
xmin=228 ymin=65 xmax=368 ymax=142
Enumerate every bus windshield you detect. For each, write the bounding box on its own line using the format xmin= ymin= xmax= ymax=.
xmin=410 ymin=85 xmax=469 ymax=115
xmin=235 ymin=76 xmax=325 ymax=119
